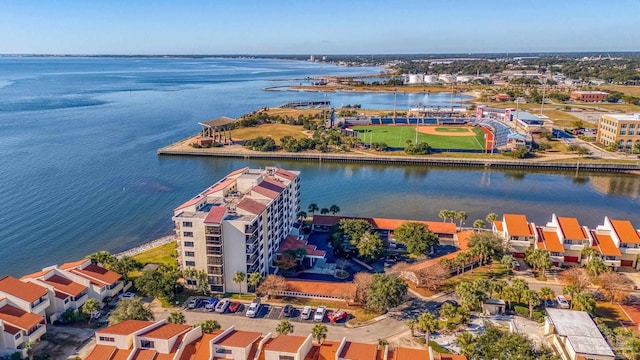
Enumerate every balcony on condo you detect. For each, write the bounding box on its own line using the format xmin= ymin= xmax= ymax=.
xmin=602 ymin=256 xmax=621 ymax=268
xmin=29 ymin=296 xmax=49 ymax=315
xmin=25 ymin=323 xmax=46 ymax=341
xmin=620 ymin=242 xmax=640 ymax=255
xmin=563 ymin=239 xmax=589 ymax=251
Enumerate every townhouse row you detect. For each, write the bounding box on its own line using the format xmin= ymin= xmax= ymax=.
xmin=85 ymin=319 xmax=465 ymax=360
xmin=0 ymin=259 xmax=123 ymax=358
xmin=493 ymin=213 xmax=640 ymax=270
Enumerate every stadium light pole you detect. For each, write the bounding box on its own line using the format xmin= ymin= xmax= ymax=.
xmin=393 ymin=88 xmax=397 ymax=124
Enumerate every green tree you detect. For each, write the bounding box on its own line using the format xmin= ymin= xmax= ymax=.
xmin=472 ymin=219 xmax=485 ymax=230
xmin=276 ymin=319 xmax=294 ymax=335
xmin=455 ymin=251 xmax=470 ymax=275
xmin=586 ymin=257 xmax=610 ymax=277
xmin=329 ymin=205 xmax=340 ymax=215
xmin=572 ymin=293 xmax=596 ymax=314
xmin=297 ymin=211 xmax=307 ymax=221
xmin=445 ymin=210 xmax=457 ymax=223
xmin=198 ymin=319 xmax=221 ymax=333
xmin=339 ymin=219 xmax=374 ymax=245
xmin=488 ymin=280 xmax=507 ymax=298
xmin=135 ymin=268 xmax=178 ymax=299
xmin=455 ymin=282 xmax=486 ymax=311
xmin=455 ymin=211 xmax=467 ymax=227
xmin=525 ymin=248 xmax=552 ymax=275
xmin=438 ymin=209 xmax=448 ymax=222
xmin=440 ymin=302 xmax=457 ymax=321
xmin=167 ymin=311 xmax=186 ymax=324
xmin=538 ymin=287 xmax=555 ymax=302
xmin=24 ymin=340 xmax=35 ymax=360
xmin=521 ymin=289 xmax=540 ymax=319
xmin=257 ymin=274 xmax=288 ymax=299
xmin=108 ymin=298 xmax=154 ymax=325
xmin=183 ymin=268 xmax=209 ymax=295
xmin=500 ymin=255 xmax=514 ymax=273
xmin=486 ymin=213 xmax=499 ymax=223
xmin=311 ymin=323 xmax=328 ymax=344
xmin=468 ymin=232 xmax=503 ymax=266
xmin=501 ymin=286 xmax=521 ymax=310
xmin=439 ymin=257 xmax=454 ymax=272
xmin=356 ymin=232 xmax=384 ymax=261
xmin=563 ymin=284 xmax=581 ymax=307
xmin=110 ymin=256 xmax=142 ymax=281
xmin=320 ymin=208 xmax=330 ymax=215
xmin=393 ymin=221 xmax=439 ymax=256
xmin=417 ymin=312 xmax=440 ymax=342
xmin=233 ymin=271 xmax=246 ymax=295
xmin=457 ymin=325 xmax=556 ymax=360
xmin=248 ymin=272 xmax=262 ymax=292
xmin=89 ymin=251 xmax=116 ymax=267
xmin=82 ymin=298 xmax=100 ymax=324
xmin=308 ymin=203 xmax=319 ymax=217
xmin=624 ymin=338 xmax=640 ymax=360
xmin=366 ymin=274 xmax=408 ymax=312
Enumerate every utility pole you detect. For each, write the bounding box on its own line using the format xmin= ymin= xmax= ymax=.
xmin=393 ymin=88 xmax=397 ymax=124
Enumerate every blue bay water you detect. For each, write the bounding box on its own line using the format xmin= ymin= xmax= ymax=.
xmin=0 ymin=57 xmax=638 ymax=276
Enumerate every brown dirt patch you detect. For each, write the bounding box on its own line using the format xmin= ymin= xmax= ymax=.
xmin=417 ymin=126 xmax=475 ymax=137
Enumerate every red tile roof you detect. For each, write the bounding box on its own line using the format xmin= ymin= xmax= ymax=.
xmin=72 ymin=264 xmax=121 ymax=285
xmin=277 ymin=236 xmax=326 ymax=257
xmin=20 ymin=269 xmax=51 ymax=280
xmin=131 ymin=349 xmax=156 ymax=360
xmin=538 ymin=230 xmax=565 ymax=253
xmin=237 ymin=198 xmax=267 ymax=215
xmin=456 ymin=230 xmax=475 ymax=251
xmin=493 ymin=221 xmax=503 ymax=232
xmin=261 ymin=176 xmax=286 ymax=189
xmin=286 ymin=280 xmax=355 ymax=299
xmin=0 ymin=276 xmax=48 ymax=303
xmin=611 ymin=220 xmax=640 ymax=244
xmin=265 ymin=335 xmax=307 ymax=353
xmin=557 ymin=217 xmax=587 ymax=240
xmin=593 ymin=232 xmax=622 ymax=257
xmin=227 ymin=167 xmax=249 ymax=177
xmin=312 ymin=215 xmax=456 ymax=235
xmin=275 ymin=169 xmax=297 ymax=181
xmin=215 ymin=330 xmax=262 ymax=348
xmin=339 ymin=341 xmax=378 ymax=360
xmin=393 ymin=347 xmax=431 ymax=360
xmin=85 ymin=344 xmax=118 ymax=360
xmin=111 ymin=349 xmax=134 ymax=360
xmin=97 ymin=320 xmax=154 ymax=336
xmin=139 ymin=323 xmax=190 ymax=340
xmin=204 ymin=206 xmax=227 ymax=224
xmin=0 ymin=304 xmax=44 ymax=331
xmin=304 ymin=341 xmax=342 ymax=360
xmin=503 ymin=214 xmax=533 ymax=236
xmin=183 ymin=332 xmax=223 ymax=360
xmin=60 ymin=258 xmax=89 ymax=270
xmin=175 ymin=196 xmax=204 ymax=211
xmin=41 ymin=274 xmax=87 ymax=297
xmin=203 ymin=178 xmax=236 ymax=196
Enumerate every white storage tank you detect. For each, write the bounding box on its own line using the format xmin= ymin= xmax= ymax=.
xmin=407 ymin=74 xmax=424 ymax=84
xmin=423 ymin=75 xmax=438 ymax=83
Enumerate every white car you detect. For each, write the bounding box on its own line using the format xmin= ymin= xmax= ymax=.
xmin=246 ymin=298 xmax=261 ymax=318
xmin=314 ymin=306 xmax=326 ymax=322
xmin=301 ymin=306 xmax=313 ymax=320
xmin=556 ymin=295 xmax=570 ymax=309
xmin=215 ymin=298 xmax=230 ymax=313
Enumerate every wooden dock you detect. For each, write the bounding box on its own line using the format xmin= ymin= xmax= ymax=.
xmin=157 ymin=147 xmax=640 ymax=173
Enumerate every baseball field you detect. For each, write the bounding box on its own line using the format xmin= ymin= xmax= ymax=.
xmin=351 ymin=125 xmax=488 ymax=150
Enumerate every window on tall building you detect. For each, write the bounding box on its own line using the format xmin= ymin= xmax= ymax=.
xmin=182 ymin=221 xmax=193 ymax=227
xmin=183 ymin=231 xmax=193 ymax=237
xmin=186 ymin=261 xmax=196 ymax=266
xmin=185 ymin=251 xmax=195 ymax=257
xmin=184 ymin=241 xmax=194 ymax=247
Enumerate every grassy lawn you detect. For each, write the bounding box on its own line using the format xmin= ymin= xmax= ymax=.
xmin=352 ymin=125 xmax=485 ymax=150
xmin=232 ymin=124 xmax=310 ymax=144
xmin=444 ymin=263 xmax=510 ymax=290
xmin=132 ymin=241 xmax=177 ymax=266
xmin=596 ymin=302 xmax=630 ymax=329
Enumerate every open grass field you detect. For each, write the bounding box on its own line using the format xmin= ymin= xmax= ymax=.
xmin=231 ymin=124 xmax=309 ymax=145
xmin=352 ymin=125 xmax=486 ymax=150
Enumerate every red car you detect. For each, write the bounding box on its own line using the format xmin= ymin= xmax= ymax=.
xmin=327 ymin=309 xmax=348 ymax=323
xmin=228 ymin=302 xmax=241 ymax=313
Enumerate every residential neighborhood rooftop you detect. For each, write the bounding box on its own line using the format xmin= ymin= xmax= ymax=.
xmin=0 ymin=275 xmax=48 ymax=302
xmin=546 ymin=308 xmax=615 ymax=358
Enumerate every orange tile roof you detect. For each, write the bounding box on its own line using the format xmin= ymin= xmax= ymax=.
xmin=237 ymin=198 xmax=267 ymax=215
xmin=175 ymin=196 xmax=204 ymax=211
xmin=557 ymin=217 xmax=587 ymax=240
xmin=393 ymin=347 xmax=431 ymax=360
xmin=493 ymin=221 xmax=503 ymax=232
xmin=131 ymin=349 xmax=156 ymax=360
xmin=215 ymin=329 xmax=262 ymax=348
xmin=203 ymin=206 xmax=227 ymax=224
xmin=286 ymin=280 xmax=355 ymax=299
xmin=265 ymin=335 xmax=307 ymax=353
xmin=247 ymin=336 xmax=263 ymax=360
xmin=593 ymin=233 xmax=622 ymax=257
xmin=183 ymin=332 xmax=223 ymax=360
xmin=503 ymin=214 xmax=533 ymax=236
xmin=97 ymin=320 xmax=154 ymax=336
xmin=203 ymin=178 xmax=236 ymax=196
xmin=261 ymin=176 xmax=286 ymax=189
xmin=60 ymin=258 xmax=89 ymax=270
xmin=456 ymin=230 xmax=475 ymax=251
xmin=111 ymin=349 xmax=134 ymax=360
xmin=140 ymin=323 xmax=190 ymax=340
xmin=71 ymin=264 xmax=121 ymax=285
xmin=339 ymin=341 xmax=378 ymax=360
xmin=227 ymin=167 xmax=249 ymax=177
xmin=278 ymin=235 xmax=326 ymax=257
xmin=20 ymin=269 xmax=51 ymax=280
xmin=0 ymin=276 xmax=48 ymax=302
xmin=437 ymin=354 xmax=467 ymax=360
xmin=85 ymin=344 xmax=117 ymax=360
xmin=0 ymin=304 xmax=44 ymax=331
xmin=611 ymin=220 xmax=640 ymax=244
xmin=372 ymin=218 xmax=457 ymax=235
xmin=41 ymin=274 xmax=87 ymax=297
xmin=275 ymin=169 xmax=297 ymax=181
xmin=403 ymin=251 xmax=459 ymax=273
xmin=539 ymin=230 xmax=565 ymax=253
xmin=304 ymin=340 xmax=341 ymax=360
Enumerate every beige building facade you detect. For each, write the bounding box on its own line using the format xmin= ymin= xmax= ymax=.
xmin=597 ymin=113 xmax=640 ymax=150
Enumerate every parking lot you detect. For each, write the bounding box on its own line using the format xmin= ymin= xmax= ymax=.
xmin=183 ymin=296 xmax=350 ymax=326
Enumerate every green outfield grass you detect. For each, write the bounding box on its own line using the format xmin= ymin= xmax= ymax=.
xmin=352 ymin=125 xmax=486 ymax=150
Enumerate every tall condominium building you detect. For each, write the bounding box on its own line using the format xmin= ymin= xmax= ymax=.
xmin=173 ymin=167 xmax=300 ymax=293
xmin=597 ymin=113 xmax=640 ymax=150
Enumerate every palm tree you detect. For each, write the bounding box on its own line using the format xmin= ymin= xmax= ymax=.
xmin=417 ymin=312 xmax=440 ymax=343
xmin=297 ymin=210 xmax=307 ymax=221
xmin=233 ymin=271 xmax=246 ymax=295
xmin=308 ymin=203 xmax=319 ymax=217
xmin=320 ymin=208 xmax=330 ymax=215
xmin=521 ymin=289 xmax=540 ymax=319
xmin=538 ymin=287 xmax=555 ymax=304
xmin=199 ymin=319 xmax=221 ymax=333
xmin=82 ymin=298 xmax=101 ymax=324
xmin=500 ymin=255 xmax=514 ymax=272
xmin=488 ymin=280 xmax=507 ymax=298
xmin=24 ymin=340 xmax=35 ymax=360
xmin=168 ymin=311 xmax=186 ymax=324
xmin=563 ymin=284 xmax=581 ymax=307
xmin=329 ymin=205 xmax=340 ymax=215
xmin=624 ymin=338 xmax=640 ymax=360
xmin=473 ymin=219 xmax=485 ymax=230
xmin=445 ymin=210 xmax=457 ymax=223
xmin=438 ymin=209 xmax=448 ymax=222
xmin=439 ymin=258 xmax=454 ymax=272
xmin=377 ymin=338 xmax=389 ymax=350
xmin=248 ymin=272 xmax=262 ymax=293
xmin=581 ymin=246 xmax=598 ymax=262
xmin=455 ymin=251 xmax=470 ymax=275
xmin=311 ymin=323 xmax=328 ymax=344
xmin=455 ymin=211 xmax=467 ymax=228
xmin=276 ymin=319 xmax=294 ymax=335
xmin=405 ymin=319 xmax=417 ymax=334
xmin=486 ymin=213 xmax=499 ymax=223
xmin=572 ymin=293 xmax=596 ymax=314
xmin=501 ymin=286 xmax=520 ymax=310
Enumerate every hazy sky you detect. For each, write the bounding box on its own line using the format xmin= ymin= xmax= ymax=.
xmin=1 ymin=0 xmax=638 ymax=55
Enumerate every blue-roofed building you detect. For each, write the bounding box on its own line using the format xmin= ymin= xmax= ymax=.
xmin=515 ymin=111 xmax=546 ymax=132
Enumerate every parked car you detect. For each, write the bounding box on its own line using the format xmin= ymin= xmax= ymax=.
xmin=545 ymin=299 xmax=555 ymax=308
xmin=327 ymin=309 xmax=348 ymax=323
xmin=314 ymin=306 xmax=326 ymax=322
xmin=282 ymin=304 xmax=295 ymax=317
xmin=119 ymin=292 xmax=135 ymax=300
xmin=556 ymin=295 xmax=570 ymax=309
xmin=301 ymin=306 xmax=313 ymax=320
xmin=186 ymin=298 xmax=199 ymax=309
xmin=205 ymin=297 xmax=218 ymax=312
xmin=511 ymin=260 xmax=521 ymax=270
xmin=215 ymin=298 xmax=230 ymax=313
xmin=246 ymin=298 xmax=261 ymax=318
xmin=228 ymin=302 xmax=241 ymax=313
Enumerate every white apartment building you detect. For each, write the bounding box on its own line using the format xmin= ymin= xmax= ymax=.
xmin=173 ymin=167 xmax=300 ymax=293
